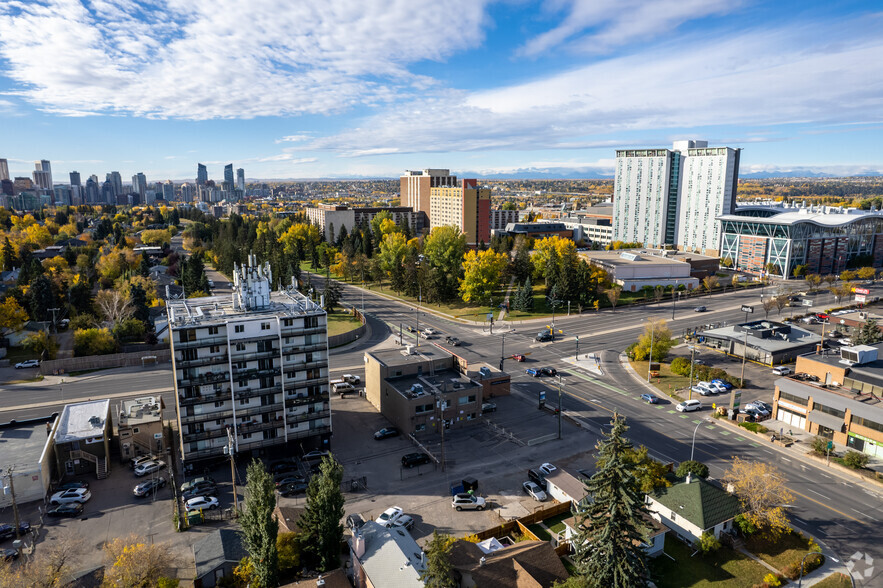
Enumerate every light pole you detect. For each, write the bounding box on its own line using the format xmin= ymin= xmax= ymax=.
xmin=672 ymin=286 xmax=678 ymax=320
xmin=647 ymin=320 xmax=655 ymax=383
xmin=556 ymin=375 xmax=565 ymax=440
xmin=688 ymin=346 xmax=697 ymax=399
xmin=797 ymin=551 xmax=822 ymax=587
xmin=225 ymin=426 xmax=239 ymax=515
xmin=690 ymin=419 xmax=706 ymax=461
xmin=3 ymin=466 xmax=21 ymax=540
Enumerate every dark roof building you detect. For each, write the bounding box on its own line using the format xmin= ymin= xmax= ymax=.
xmin=646 ymin=474 xmax=742 ymax=542
xmin=192 ymin=529 xmax=248 ymax=588
xmin=448 ymin=539 xmax=570 ymax=588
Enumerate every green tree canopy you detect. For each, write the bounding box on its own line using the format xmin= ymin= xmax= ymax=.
xmin=298 ymin=454 xmax=345 ymax=572
xmin=419 ymin=531 xmax=456 ymax=588
xmin=240 ymin=460 xmax=279 ymax=588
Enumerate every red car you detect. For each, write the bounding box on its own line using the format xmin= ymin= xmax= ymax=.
xmin=816 ymin=313 xmax=829 ymax=321
xmin=512 ymin=354 xmax=526 ymax=362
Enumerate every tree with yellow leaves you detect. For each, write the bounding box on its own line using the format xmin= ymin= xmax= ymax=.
xmin=0 ymin=297 xmax=29 ymax=335
xmin=459 ymin=249 xmax=507 ymax=304
xmin=723 ymin=457 xmax=793 ymax=541
xmin=101 ymin=534 xmax=178 ymax=588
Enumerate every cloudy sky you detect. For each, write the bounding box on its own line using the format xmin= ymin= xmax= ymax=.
xmin=1 ymin=0 xmax=881 ymax=182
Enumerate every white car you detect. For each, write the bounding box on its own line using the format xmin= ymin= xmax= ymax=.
xmin=49 ymin=488 xmax=92 ymax=505
xmin=391 ymin=515 xmax=415 ymax=531
xmin=184 ymin=496 xmax=219 ymax=512
xmin=14 ymin=359 xmax=40 ymax=369
xmin=707 ymin=381 xmax=729 ymax=394
xmin=837 ymin=338 xmax=852 ymax=346
xmin=744 ymin=402 xmax=771 ymax=417
xmin=539 ymin=462 xmax=557 ymax=476
xmin=342 ymin=374 xmax=361 ymax=385
xmin=134 ymin=460 xmax=166 ymax=477
xmin=691 ymin=384 xmax=714 ymax=397
xmin=676 ymin=399 xmax=702 ymax=412
xmin=452 ymin=494 xmax=486 ymax=511
xmin=377 ymin=506 xmax=404 ymax=527
xmin=522 ymin=481 xmax=548 ymax=502
xmin=423 ymin=328 xmax=436 ymax=335
xmin=772 ymin=366 xmax=792 ymax=376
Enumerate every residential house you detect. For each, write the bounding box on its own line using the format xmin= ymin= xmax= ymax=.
xmin=192 ymin=529 xmax=248 ymax=588
xmin=274 ymin=505 xmax=305 ymax=534
xmin=448 ymin=539 xmax=570 ymax=588
xmin=561 ymin=512 xmax=668 ymax=558
xmin=0 ymin=416 xmax=56 ymax=507
xmin=281 ymin=569 xmax=350 ymax=588
xmin=646 ymin=474 xmax=742 ymax=543
xmin=543 ymin=469 xmax=588 ymax=508
xmin=349 ymin=521 xmax=425 ymax=588
xmin=52 ymin=400 xmax=111 ymax=479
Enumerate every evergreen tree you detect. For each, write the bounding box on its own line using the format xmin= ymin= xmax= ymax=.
xmin=169 ymin=208 xmax=180 ymax=226
xmin=337 ymin=224 xmax=348 ymax=248
xmin=129 ymin=283 xmax=150 ymax=327
xmin=17 ymin=256 xmax=42 ymax=287
xmin=419 ymin=531 xmax=456 ymax=588
xmin=2 ymin=237 xmax=18 ymax=271
xmin=322 ymin=278 xmax=343 ymax=312
xmin=139 ymin=253 xmax=151 ymax=278
xmin=512 ymin=278 xmax=534 ymax=311
xmin=362 ymin=225 xmax=374 ymax=257
xmin=511 ymin=241 xmax=533 ymax=283
xmin=400 ymin=217 xmax=412 ymax=241
xmin=853 ymin=318 xmax=883 ymax=345
xmin=28 ymin=275 xmax=56 ymax=322
xmin=298 ymin=455 xmax=345 ymax=572
xmin=240 ymin=460 xmax=279 ymax=588
xmin=574 ymin=413 xmax=650 ymax=587
xmin=69 ymin=281 xmax=94 ymax=316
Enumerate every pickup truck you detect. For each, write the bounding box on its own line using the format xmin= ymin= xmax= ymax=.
xmin=342 ymin=374 xmax=361 ymax=385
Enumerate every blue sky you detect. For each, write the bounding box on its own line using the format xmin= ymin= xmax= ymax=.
xmin=1 ymin=0 xmax=882 ymax=182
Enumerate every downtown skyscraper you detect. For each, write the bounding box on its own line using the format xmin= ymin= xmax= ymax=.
xmin=223 ymin=164 xmax=234 ymax=191
xmin=196 ymin=163 xmax=207 ymax=186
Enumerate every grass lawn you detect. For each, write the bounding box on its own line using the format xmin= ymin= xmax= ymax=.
xmin=3 ymin=346 xmax=41 ymax=363
xmin=326 ymin=310 xmax=363 ymax=337
xmin=746 ymin=531 xmax=816 ymax=572
xmin=650 ymin=536 xmax=770 ymax=588
xmin=544 ymin=512 xmax=572 ymax=535
xmin=811 ymin=573 xmax=852 ymax=588
xmin=630 ymin=359 xmax=693 ymax=400
xmin=527 ymin=524 xmax=552 ymax=541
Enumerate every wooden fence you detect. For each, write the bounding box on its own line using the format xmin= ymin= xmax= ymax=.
xmin=40 ymin=349 xmax=171 ymax=375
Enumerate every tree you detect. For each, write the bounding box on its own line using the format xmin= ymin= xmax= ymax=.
xmin=276 ymin=532 xmax=302 ymax=578
xmin=675 ymin=460 xmax=710 ymax=479
xmin=28 ymin=275 xmax=56 ymax=322
xmin=653 ymin=285 xmax=665 ymax=304
xmin=792 ymin=264 xmax=807 ymax=278
xmin=0 ymin=297 xmax=28 ymax=335
xmin=702 ymin=275 xmax=719 ymax=292
xmin=419 ymin=531 xmax=456 ymax=588
xmin=102 ymin=535 xmax=177 ymax=588
xmin=298 ymin=454 xmax=345 ymax=572
xmin=0 ymin=530 xmax=79 ymax=587
xmin=761 ymin=297 xmax=776 ymax=319
xmin=95 ymin=290 xmax=134 ymax=327
xmin=459 ymin=249 xmax=507 ymax=304
xmin=722 ymin=457 xmax=793 ymax=541
xmin=22 ymin=330 xmax=58 ymax=359
xmin=511 ymin=278 xmax=534 ymax=311
xmin=596 ymin=444 xmax=671 ymax=494
xmin=322 ymin=278 xmax=343 ymax=312
xmin=805 ymin=274 xmax=822 ymax=291
xmin=605 ymin=285 xmax=622 ymax=312
xmin=856 ymin=266 xmax=876 ymax=280
xmin=510 ymin=237 xmax=534 ymax=283
xmin=764 ymin=262 xmax=780 ymax=276
xmin=839 ymin=269 xmax=856 ymax=282
xmin=774 ymin=295 xmax=788 ymax=315
xmin=129 ymin=283 xmax=150 ymax=326
xmin=73 ymin=327 xmax=117 ymax=356
xmin=574 ymin=414 xmax=650 ymax=586
xmin=240 ymin=460 xmax=279 ymax=588
xmin=423 ymin=226 xmax=467 ymax=302
xmin=630 ymin=319 xmax=672 ymax=362
xmin=853 ymin=318 xmax=883 ymax=345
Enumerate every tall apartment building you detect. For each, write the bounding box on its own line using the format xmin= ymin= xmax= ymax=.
xmin=236 ymin=168 xmax=245 ymax=193
xmin=612 ymin=140 xmax=740 ymax=255
xmin=304 ymin=204 xmax=423 ymax=241
xmin=167 ymin=257 xmax=331 ymax=463
xmin=400 ymin=169 xmax=458 ymax=218
xmin=69 ymin=171 xmax=81 ymax=187
xmin=132 ymin=172 xmax=147 ymax=200
xmin=429 ymin=179 xmax=491 ymax=246
xmin=224 ymin=164 xmax=234 ymax=192
xmin=107 ymin=171 xmax=123 ymax=198
xmin=197 ymin=163 xmax=208 ymax=186
xmin=0 ymin=158 xmax=8 ymax=181
xmin=161 ymin=180 xmax=175 ymax=202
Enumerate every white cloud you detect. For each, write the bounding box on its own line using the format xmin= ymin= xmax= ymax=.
xmin=312 ymin=17 xmax=883 ymax=156
xmin=275 ymin=134 xmax=313 ymax=143
xmin=256 ymin=154 xmax=317 ymax=163
xmin=0 ymin=0 xmax=490 ymax=119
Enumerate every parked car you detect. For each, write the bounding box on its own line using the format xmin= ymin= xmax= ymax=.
xmin=1 ymin=548 xmax=18 ymax=561
xmin=711 ymin=378 xmax=733 ymax=391
xmin=540 ymin=367 xmax=557 ymax=377
xmin=445 ymin=336 xmax=461 ymax=346
xmin=180 ymin=476 xmax=215 ymax=493
xmin=377 ymin=506 xmax=404 ymax=527
xmin=342 ymin=374 xmax=361 ymax=385
xmin=694 ymin=306 xmax=707 ymax=312
xmin=374 ymin=427 xmax=400 ymax=440
xmin=707 ymin=381 xmax=729 ymax=394
xmin=270 ymin=461 xmax=300 ymax=475
xmin=691 ymin=385 xmax=712 ymax=397
xmin=527 ymin=468 xmax=547 ymax=491
xmin=525 ymin=368 xmax=541 ymax=377
xmin=14 ymin=360 xmax=40 ymax=369
xmin=133 ymin=477 xmax=167 ymax=497
xmin=751 ymin=400 xmax=773 ymax=412
xmin=277 ymin=481 xmax=309 ymax=496
xmin=772 ymin=366 xmax=792 ymax=376
xmin=182 ymin=481 xmax=219 ymax=500
xmin=392 ymin=515 xmax=415 ymax=531
xmin=47 ymin=504 xmax=83 ymax=518
xmin=539 ymin=462 xmax=557 ymax=475
xmin=56 ymin=480 xmax=89 ymax=491
xmin=693 ymin=359 xmax=706 ymax=365
xmin=401 ymin=453 xmax=432 ymax=468
xmin=676 ymin=399 xmax=702 ymax=412
xmin=535 ymin=332 xmax=553 ymax=342
xmin=744 ymin=403 xmax=771 ymax=417
xmin=274 ymin=475 xmax=306 ymax=488
xmin=481 ymin=402 xmax=497 ymax=413
xmin=828 ymin=330 xmax=843 ymax=339
xmin=134 ymin=460 xmax=166 ymax=477
xmin=49 ymin=488 xmax=91 ymax=505
xmin=816 ymin=313 xmax=829 ymax=321
xmin=640 ymin=393 xmax=659 ymax=404
xmin=184 ymin=496 xmax=219 ymax=512
xmin=346 ymin=513 xmax=366 ymax=531
xmin=838 ymin=338 xmax=852 ymax=346
xmin=512 ymin=354 xmax=526 ymax=362
xmin=130 ymin=454 xmax=158 ymax=469
xmin=302 ymin=450 xmax=329 ymax=462
xmin=522 ymin=481 xmax=548 ymax=501
xmin=0 ymin=522 xmax=30 ymax=540
xmin=801 ymin=316 xmax=819 ymax=324
xmin=452 ymin=494 xmax=486 ymax=511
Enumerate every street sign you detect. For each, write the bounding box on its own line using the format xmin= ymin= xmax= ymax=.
xmin=856 ymin=295 xmax=866 ymax=304
xmin=803 ymin=299 xmax=814 ymax=306
xmin=487 ymin=313 xmax=494 ymax=322
xmin=855 ymin=287 xmax=871 ymax=295
xmin=741 ymin=305 xmax=754 ymax=313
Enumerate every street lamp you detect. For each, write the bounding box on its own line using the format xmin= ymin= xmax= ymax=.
xmin=556 ymin=375 xmax=565 ymax=440
xmin=690 ymin=419 xmax=709 ymax=461
xmin=646 ymin=319 xmax=655 ymax=383
xmin=797 ymin=551 xmax=822 ymax=587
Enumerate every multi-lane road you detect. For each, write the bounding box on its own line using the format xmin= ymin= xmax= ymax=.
xmin=2 ymin=277 xmax=880 ymax=584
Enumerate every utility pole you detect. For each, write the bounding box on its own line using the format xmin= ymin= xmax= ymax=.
xmin=437 ymin=391 xmax=447 ymax=472
xmin=225 ymin=427 xmax=239 ymax=515
xmin=688 ymin=346 xmax=696 ymax=400
xmin=740 ymin=329 xmax=749 ymax=389
xmin=672 ymin=287 xmax=677 ymax=320
xmin=499 ymin=332 xmax=506 ymax=371
xmin=4 ymin=466 xmax=21 ymax=540
xmin=48 ymin=307 xmax=60 ymax=333
xmin=557 ymin=375 xmax=564 ymax=440
xmin=574 ymin=335 xmax=579 ymax=360
xmin=647 ymin=321 xmax=654 ymax=383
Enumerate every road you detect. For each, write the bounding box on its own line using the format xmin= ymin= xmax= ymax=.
xmin=2 ymin=276 xmax=879 ymax=584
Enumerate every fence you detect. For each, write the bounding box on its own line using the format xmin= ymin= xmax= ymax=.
xmin=40 ymin=349 xmax=172 ymax=375
xmin=473 ymin=501 xmax=573 ymax=542
xmin=327 ymin=305 xmax=367 ymax=348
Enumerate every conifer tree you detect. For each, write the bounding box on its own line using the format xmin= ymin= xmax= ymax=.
xmin=420 ymin=531 xmax=456 ymax=588
xmin=574 ymin=413 xmax=650 ymax=587
xmin=240 ymin=460 xmax=279 ymax=588
xmin=512 ymin=277 xmax=534 ymax=311
xmin=298 ymin=455 xmax=345 ymax=572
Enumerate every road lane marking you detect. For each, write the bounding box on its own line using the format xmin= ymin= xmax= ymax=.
xmin=850 ymin=509 xmax=878 ymax=522
xmin=808 ymin=488 xmax=830 ymax=500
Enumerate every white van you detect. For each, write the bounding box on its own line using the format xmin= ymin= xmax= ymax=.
xmin=676 ymin=399 xmax=702 ymax=412
xmin=772 ymin=366 xmax=792 ymax=376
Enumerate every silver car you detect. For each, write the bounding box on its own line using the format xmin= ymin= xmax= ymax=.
xmin=452 ymin=493 xmax=486 ymax=511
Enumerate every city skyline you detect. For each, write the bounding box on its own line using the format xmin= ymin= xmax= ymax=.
xmin=1 ymin=1 xmax=882 ymax=180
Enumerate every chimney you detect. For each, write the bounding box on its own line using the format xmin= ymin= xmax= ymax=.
xmin=726 ymin=483 xmax=735 ymax=494
xmin=317 ymin=577 xmax=325 ymax=587
xmin=480 ymin=556 xmax=486 ymax=567
xmin=686 ymin=472 xmax=692 ymax=484
xmin=353 ymin=531 xmax=366 ymax=559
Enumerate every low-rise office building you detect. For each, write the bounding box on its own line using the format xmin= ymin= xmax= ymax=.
xmin=579 ymin=250 xmax=699 ymax=292
xmin=494 ymin=222 xmax=574 ymax=241
xmin=700 ymin=320 xmax=821 ymax=366
xmin=116 ymin=396 xmax=165 ymax=465
xmin=774 ymin=344 xmax=883 ymax=457
xmin=52 ymin=399 xmax=112 ymax=479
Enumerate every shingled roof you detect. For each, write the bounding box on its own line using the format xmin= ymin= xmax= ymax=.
xmin=650 ymin=476 xmax=742 ymax=530
xmin=449 ymin=539 xmax=569 ymax=588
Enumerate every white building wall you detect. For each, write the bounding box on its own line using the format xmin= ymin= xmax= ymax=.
xmin=678 ymin=147 xmax=739 ymax=255
xmin=612 ymin=151 xmax=672 ymax=247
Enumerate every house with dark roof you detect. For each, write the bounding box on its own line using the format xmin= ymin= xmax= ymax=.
xmin=274 ymin=505 xmax=305 ymax=534
xmin=645 ymin=474 xmax=743 ymax=543
xmin=448 ymin=539 xmax=570 ymax=588
xmin=192 ymin=529 xmax=248 ymax=588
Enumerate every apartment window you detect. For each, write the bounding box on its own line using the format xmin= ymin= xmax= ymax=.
xmin=239 ymin=398 xmax=249 ymax=406
xmin=305 ymin=316 xmax=319 ymax=329
xmin=415 ymin=424 xmax=426 ymax=432
xmin=208 ymin=326 xmax=219 ymax=335
xmin=242 ymin=433 xmax=252 ymax=440
xmin=234 ymin=325 xmax=244 ymax=333
xmin=132 ymin=427 xmax=140 ymax=434
xmin=261 ymin=322 xmax=271 ymax=331
xmin=179 ymin=329 xmax=196 ymax=342
xmin=236 ymin=362 xmax=247 ymax=370
xmin=210 ymin=346 xmax=220 ymax=354
xmin=215 ymin=419 xmax=225 ymax=425
xmin=815 ymin=403 xmax=845 ymax=419
xmin=283 ymin=318 xmax=293 ymax=327
xmin=238 ymin=380 xmax=248 ymax=388
xmin=214 ymin=401 xmax=224 ymax=408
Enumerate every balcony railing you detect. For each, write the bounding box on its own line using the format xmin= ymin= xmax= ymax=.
xmin=231 ymin=366 xmax=281 ymax=381
xmin=177 ymin=371 xmax=229 ymax=387
xmin=175 ymin=354 xmax=229 ymax=369
xmin=287 ymin=425 xmax=331 ymax=441
xmin=286 ymin=392 xmax=329 ymax=407
xmin=286 ymin=411 xmax=330 ymax=426
xmin=174 ymin=335 xmax=228 ymax=350
xmin=179 ymin=390 xmax=230 ymax=406
xmin=281 ymin=342 xmax=327 ymax=354
xmin=180 ymin=408 xmax=234 ymax=424
xmin=237 ymin=404 xmax=283 ymax=419
xmin=238 ymin=419 xmax=283 ymax=434
xmin=229 ymin=349 xmax=278 ymax=362
xmin=181 ymin=426 xmax=230 ymax=442
xmin=285 ymin=377 xmax=328 ymax=389
xmin=281 ymin=326 xmax=326 ymax=337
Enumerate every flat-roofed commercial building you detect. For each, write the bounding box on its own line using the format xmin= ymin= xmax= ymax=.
xmin=430 ymin=179 xmax=491 ymax=246
xmin=774 ymin=344 xmax=883 ymax=458
xmin=700 ymin=320 xmax=821 ymax=366
xmin=579 ymin=250 xmax=699 ymax=292
xmin=167 ymin=257 xmax=330 ymax=463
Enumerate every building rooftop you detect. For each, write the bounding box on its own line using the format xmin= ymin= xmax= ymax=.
xmin=650 ymin=476 xmax=742 ymax=530
xmin=718 ymin=206 xmax=883 ymax=227
xmin=54 ymin=400 xmax=110 ymax=444
xmin=0 ymin=418 xmax=55 ymax=476
xmin=366 ymin=345 xmax=452 ymax=368
xmin=448 ymin=539 xmax=569 ymax=588
xmin=703 ymin=320 xmax=821 ymax=352
xmin=351 ymin=521 xmax=425 ymax=588
xmin=192 ymin=529 xmax=248 ymax=580
xmin=388 ymin=369 xmax=481 ymax=400
xmin=579 ymin=250 xmax=690 ymax=267
xmin=504 ymin=222 xmax=569 ymax=233
xmin=544 ymin=469 xmax=589 ymax=505
xmin=117 ymin=396 xmax=164 ymax=427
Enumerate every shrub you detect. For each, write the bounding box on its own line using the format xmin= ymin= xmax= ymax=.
xmin=696 ymin=531 xmax=721 ymax=554
xmin=735 ymin=514 xmax=757 ymax=537
xmin=675 ymin=460 xmax=709 ymax=479
xmin=763 ymin=572 xmax=783 ymax=587
xmin=783 ymin=554 xmax=825 ymax=580
xmin=843 ymin=450 xmax=870 ymax=469
xmin=670 ymin=357 xmax=691 ymax=376
xmin=738 ymin=422 xmax=768 ymax=434
xmin=73 ymin=327 xmax=117 ymax=356
xmin=70 ymin=313 xmax=98 ymax=330
xmin=811 ymin=436 xmax=829 ymax=456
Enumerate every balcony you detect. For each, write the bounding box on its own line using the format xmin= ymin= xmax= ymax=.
xmin=281 ymin=326 xmax=326 ymax=337
xmin=287 ymin=425 xmax=331 ymax=441
xmin=237 ymin=404 xmax=283 ymax=419
xmin=281 ymin=342 xmax=326 ymax=354
xmin=174 ymin=335 xmax=228 ymax=350
xmin=286 ymin=410 xmax=330 ymax=426
xmin=229 ymin=349 xmax=278 ymax=363
xmin=182 ymin=426 xmax=230 ymax=442
xmin=180 ymin=408 xmax=233 ymax=424
xmin=231 ymin=366 xmax=281 ymax=381
xmin=179 ymin=390 xmax=230 ymax=406
xmin=285 ymin=377 xmax=328 ymax=389
xmin=233 ymin=384 xmax=282 ymax=400
xmin=286 ymin=392 xmax=329 ymax=407
xmin=177 ymin=371 xmax=230 ymax=387
xmin=238 ymin=419 xmax=283 ymax=435
xmin=175 ymin=354 xmax=229 ymax=369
